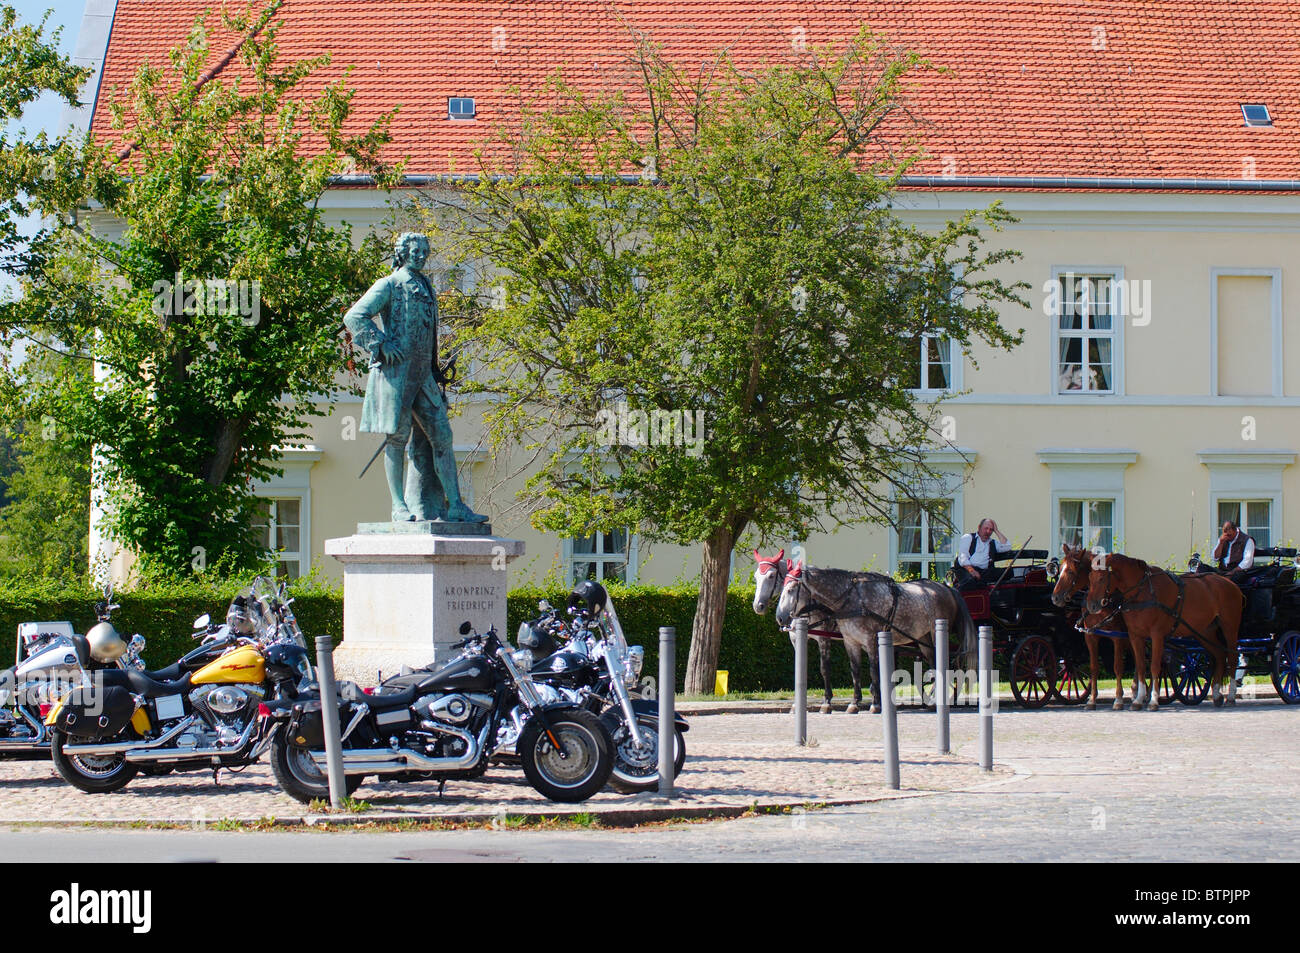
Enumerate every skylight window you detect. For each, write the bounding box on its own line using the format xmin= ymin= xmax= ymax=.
xmin=1241 ymin=104 xmax=1273 ymax=127
xmin=448 ymin=97 xmax=476 ymax=120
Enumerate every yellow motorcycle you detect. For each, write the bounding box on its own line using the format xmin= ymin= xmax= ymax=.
xmin=44 ymin=579 xmax=313 ymax=794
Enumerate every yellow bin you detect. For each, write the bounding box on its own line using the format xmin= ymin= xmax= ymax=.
xmin=714 ymin=670 xmax=729 ymax=695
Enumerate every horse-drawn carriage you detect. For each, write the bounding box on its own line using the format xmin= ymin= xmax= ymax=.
xmin=960 ymin=546 xmax=1300 ymax=708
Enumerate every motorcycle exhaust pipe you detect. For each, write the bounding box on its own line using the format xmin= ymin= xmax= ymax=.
xmin=60 ymin=715 xmax=196 ymax=757
xmin=123 ymin=717 xmax=261 ymax=763
xmin=310 ymin=723 xmax=486 ymax=776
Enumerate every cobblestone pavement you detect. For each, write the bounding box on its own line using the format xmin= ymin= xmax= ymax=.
xmin=1 ymin=701 xmax=1295 ymax=865
xmin=0 ymin=710 xmax=1004 ymax=822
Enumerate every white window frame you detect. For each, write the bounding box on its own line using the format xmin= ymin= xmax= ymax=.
xmin=1055 ymin=497 xmax=1118 ymax=553
xmin=906 ymin=333 xmax=963 ymax=395
xmin=253 ymin=497 xmax=306 ymax=579
xmin=889 ymin=448 xmax=973 ymax=577
xmin=1050 ymin=266 xmax=1125 ymax=397
xmin=448 ymin=96 xmax=476 ymax=120
xmin=1038 ymin=449 xmax=1136 ymax=553
xmin=251 ymin=446 xmax=322 ymax=577
xmin=563 ymin=529 xmax=638 ymax=585
xmin=893 ymin=496 xmax=960 ymax=580
xmin=1212 ymin=498 xmax=1276 ymax=549
xmin=1209 ymin=267 xmax=1283 ymax=398
xmin=1198 ymin=450 xmax=1293 ymax=550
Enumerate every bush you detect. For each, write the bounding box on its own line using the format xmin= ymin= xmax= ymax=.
xmin=1 ymin=577 xmax=840 ymax=691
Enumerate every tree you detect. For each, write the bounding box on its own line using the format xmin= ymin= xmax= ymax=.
xmin=418 ymin=29 xmax=1029 ymax=693
xmin=0 ymin=1 xmax=401 ymax=575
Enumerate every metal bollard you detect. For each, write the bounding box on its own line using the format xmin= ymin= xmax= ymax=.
xmin=792 ymin=616 xmax=808 ymax=746
xmin=935 ymin=617 xmax=950 ymax=755
xmin=878 ymin=631 xmax=900 ymax=790
xmin=978 ymin=625 xmax=993 ymax=772
xmin=314 ymin=635 xmax=348 ymax=808
xmin=658 ymin=626 xmax=675 ymax=798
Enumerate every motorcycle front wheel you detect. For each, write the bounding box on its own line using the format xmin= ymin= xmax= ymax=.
xmin=518 ymin=709 xmax=612 ymax=803
xmin=50 ymin=730 xmax=139 ymax=794
xmin=268 ymin=726 xmax=364 ymax=804
xmin=602 ymin=714 xmax=685 ymax=794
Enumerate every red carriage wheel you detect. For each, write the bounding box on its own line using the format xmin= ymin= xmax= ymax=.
xmin=1010 ymin=635 xmax=1057 ymax=708
xmin=1053 ymin=655 xmax=1090 ymax=705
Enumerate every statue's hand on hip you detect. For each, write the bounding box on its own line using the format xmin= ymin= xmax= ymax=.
xmin=378 ymin=341 xmax=405 ymax=366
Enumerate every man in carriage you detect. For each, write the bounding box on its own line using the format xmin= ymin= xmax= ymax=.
xmin=955 ymin=517 xmax=1012 ymax=589
xmin=1212 ymin=520 xmax=1256 ymax=581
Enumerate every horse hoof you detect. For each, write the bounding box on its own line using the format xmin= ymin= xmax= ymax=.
xmin=846 ymin=704 xmax=860 ymax=714
xmin=1085 ymin=701 xmax=1096 ymax=711
xmin=869 ymin=704 xmax=881 ymax=715
xmin=1147 ymin=701 xmax=1159 ymax=712
xmin=818 ymin=704 xmax=832 ymax=715
xmin=1130 ymin=702 xmax=1143 ymax=712
xmin=1112 ymin=700 xmax=1124 ymax=711
xmin=1213 ymin=694 xmax=1225 ymax=708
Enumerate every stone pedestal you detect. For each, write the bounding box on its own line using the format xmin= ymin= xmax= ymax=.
xmin=324 ymin=522 xmax=525 ymax=686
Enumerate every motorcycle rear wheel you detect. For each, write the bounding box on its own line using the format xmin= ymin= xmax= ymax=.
xmin=50 ymin=730 xmax=139 ymax=794
xmin=268 ymin=727 xmax=364 ymax=804
xmin=518 ymin=709 xmax=612 ymax=803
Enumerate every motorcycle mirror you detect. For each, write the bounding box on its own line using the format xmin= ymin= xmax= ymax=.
xmin=458 ymin=620 xmax=472 ymax=635
xmin=193 ymin=614 xmax=210 ymax=630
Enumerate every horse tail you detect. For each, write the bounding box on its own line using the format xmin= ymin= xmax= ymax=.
xmin=956 ymin=591 xmax=979 ymax=675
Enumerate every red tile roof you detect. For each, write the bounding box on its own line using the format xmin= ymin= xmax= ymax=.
xmin=91 ymin=1 xmax=1300 ymax=189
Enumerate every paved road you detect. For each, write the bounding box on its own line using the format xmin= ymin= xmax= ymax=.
xmin=3 ymin=700 xmax=1295 ymax=861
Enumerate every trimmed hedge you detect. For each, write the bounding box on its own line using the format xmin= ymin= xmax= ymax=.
xmin=0 ymin=578 xmax=849 ymax=692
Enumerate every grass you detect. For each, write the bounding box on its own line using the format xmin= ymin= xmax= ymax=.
xmin=307 ymin=796 xmax=373 ymax=814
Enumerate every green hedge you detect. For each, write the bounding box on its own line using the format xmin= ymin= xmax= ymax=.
xmin=0 ymin=578 xmax=853 ymax=692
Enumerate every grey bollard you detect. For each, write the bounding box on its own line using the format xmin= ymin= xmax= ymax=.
xmin=792 ymin=617 xmax=808 ymax=746
xmin=978 ymin=625 xmax=993 ymax=771
xmin=658 ymin=626 xmax=675 ymax=798
xmin=935 ymin=617 xmax=950 ymax=755
xmin=878 ymin=631 xmax=900 ymax=790
xmin=314 ymin=635 xmax=348 ymax=808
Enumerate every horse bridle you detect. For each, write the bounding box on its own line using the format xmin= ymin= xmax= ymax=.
xmin=782 ymin=564 xmax=914 ymax=644
xmin=1093 ymin=561 xmax=1224 ymax=647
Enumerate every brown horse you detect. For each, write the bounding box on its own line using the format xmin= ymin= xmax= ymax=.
xmin=1085 ymin=552 xmax=1243 ymax=710
xmin=1051 ymin=546 xmax=1132 ymax=710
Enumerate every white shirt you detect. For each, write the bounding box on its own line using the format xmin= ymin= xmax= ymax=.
xmin=958 ymin=533 xmax=1010 ymax=570
xmin=1214 ymin=531 xmax=1256 ymax=570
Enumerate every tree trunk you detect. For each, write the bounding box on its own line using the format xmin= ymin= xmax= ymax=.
xmin=685 ymin=524 xmax=736 ymax=695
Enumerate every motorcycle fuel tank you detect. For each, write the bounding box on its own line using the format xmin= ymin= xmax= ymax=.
xmin=15 ymin=640 xmax=85 ymax=682
xmin=191 ymin=646 xmax=266 ymax=685
xmin=422 ymin=655 xmax=494 ymax=692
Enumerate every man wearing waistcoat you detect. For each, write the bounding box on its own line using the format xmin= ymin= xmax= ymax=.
xmin=1213 ymin=520 xmax=1255 ymax=579
xmin=344 ymin=232 xmax=488 ymax=524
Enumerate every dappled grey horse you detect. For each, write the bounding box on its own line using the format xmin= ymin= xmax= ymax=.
xmin=753 ymin=550 xmax=865 ymax=713
xmin=775 ymin=561 xmax=978 ymax=713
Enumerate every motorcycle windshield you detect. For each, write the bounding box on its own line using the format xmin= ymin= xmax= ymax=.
xmin=602 ymin=598 xmax=630 ymax=658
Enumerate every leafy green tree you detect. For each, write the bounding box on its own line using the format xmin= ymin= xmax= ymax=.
xmin=0 ymin=1 xmax=401 ymax=575
xmin=420 ymin=30 xmax=1028 ymax=692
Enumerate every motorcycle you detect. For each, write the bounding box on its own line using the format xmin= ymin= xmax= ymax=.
xmin=505 ymin=581 xmax=688 ymax=793
xmin=0 ymin=586 xmax=149 ymax=760
xmin=262 ymin=619 xmax=613 ymax=804
xmin=43 ymin=577 xmax=313 ymax=794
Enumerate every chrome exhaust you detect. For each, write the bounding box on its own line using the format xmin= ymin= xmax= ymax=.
xmin=124 ymin=717 xmax=260 ymax=763
xmin=310 ymin=723 xmax=487 ymax=776
xmin=61 ymin=715 xmax=196 ymax=757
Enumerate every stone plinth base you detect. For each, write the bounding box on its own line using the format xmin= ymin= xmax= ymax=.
xmin=324 ymin=527 xmax=524 ymax=686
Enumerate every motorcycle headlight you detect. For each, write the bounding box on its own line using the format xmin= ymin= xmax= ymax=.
xmin=511 ymin=649 xmax=534 ymax=671
xmin=627 ymin=645 xmax=645 ymax=679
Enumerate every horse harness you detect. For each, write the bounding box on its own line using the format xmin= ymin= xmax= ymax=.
xmin=1103 ymin=566 xmax=1226 ymax=648
xmin=787 ymin=572 xmax=924 ymax=648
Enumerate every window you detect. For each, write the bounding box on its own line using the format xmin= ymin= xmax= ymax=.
xmin=1216 ymin=500 xmax=1272 ymax=548
xmin=253 ymin=498 xmax=303 ymax=579
xmin=1241 ymin=104 xmax=1273 ymax=127
xmin=1058 ymin=499 xmax=1114 ymax=552
xmin=903 ymin=335 xmax=954 ymax=391
xmin=448 ymin=97 xmax=476 ymax=120
xmin=1056 ymin=273 xmax=1116 ymax=393
xmin=897 ymin=499 xmax=955 ymax=580
xmin=570 ymin=529 xmax=632 ymax=584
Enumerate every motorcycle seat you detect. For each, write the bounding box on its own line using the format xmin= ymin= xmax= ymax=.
xmin=362 ymin=684 xmax=421 ymax=711
xmin=99 ymin=669 xmax=193 ymax=699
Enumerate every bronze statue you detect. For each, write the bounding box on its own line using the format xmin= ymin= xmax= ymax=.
xmin=345 ymin=233 xmax=487 ymax=523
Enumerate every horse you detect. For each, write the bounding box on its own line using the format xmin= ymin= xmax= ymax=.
xmin=1051 ymin=546 xmax=1132 ymax=710
xmin=1085 ymin=551 xmax=1243 ymax=710
xmin=752 ymin=550 xmax=865 ymax=713
xmin=773 ymin=559 xmax=978 ymax=714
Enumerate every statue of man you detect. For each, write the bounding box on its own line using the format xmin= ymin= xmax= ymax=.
xmin=345 ymin=232 xmax=487 ymax=524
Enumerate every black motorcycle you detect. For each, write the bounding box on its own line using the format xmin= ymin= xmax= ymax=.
xmin=263 ymin=620 xmax=613 ymax=804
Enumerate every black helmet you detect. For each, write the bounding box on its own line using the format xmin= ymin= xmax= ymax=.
xmin=567 ymin=579 xmax=608 ymax=616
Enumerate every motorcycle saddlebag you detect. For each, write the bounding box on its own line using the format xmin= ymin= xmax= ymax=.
xmin=287 ymin=700 xmax=359 ymax=749
xmin=55 ymin=685 xmax=137 ymax=741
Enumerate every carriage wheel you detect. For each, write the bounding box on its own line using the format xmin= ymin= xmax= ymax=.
xmin=1172 ymin=649 xmax=1211 ymax=706
xmin=1053 ymin=655 xmax=1090 ymax=705
xmin=1010 ymin=635 xmax=1056 ymax=708
xmin=1271 ymin=631 xmax=1300 ymax=704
